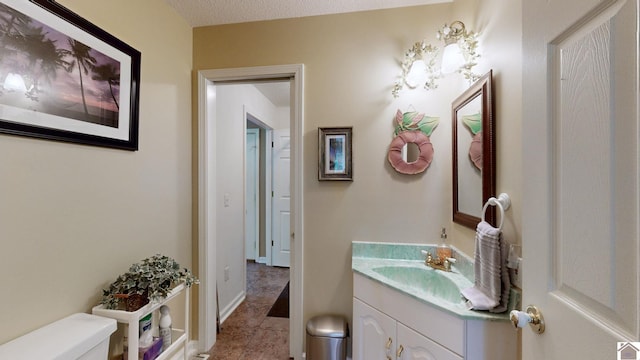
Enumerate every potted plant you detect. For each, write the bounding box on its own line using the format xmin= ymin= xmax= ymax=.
xmin=101 ymin=254 xmax=199 ymax=311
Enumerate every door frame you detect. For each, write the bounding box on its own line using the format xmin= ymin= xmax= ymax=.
xmin=197 ymin=64 xmax=304 ymax=357
xmin=245 ymin=127 xmax=260 ymax=261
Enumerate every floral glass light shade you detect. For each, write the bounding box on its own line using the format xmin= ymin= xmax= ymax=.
xmin=405 ymin=59 xmax=429 ymax=88
xmin=440 ymin=43 xmax=464 ymax=74
xmin=3 ymin=73 xmax=27 ymax=92
xmin=392 ymin=21 xmax=480 ymax=98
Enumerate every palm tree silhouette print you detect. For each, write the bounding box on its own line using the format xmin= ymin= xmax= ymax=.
xmin=66 ymin=39 xmax=97 ymax=115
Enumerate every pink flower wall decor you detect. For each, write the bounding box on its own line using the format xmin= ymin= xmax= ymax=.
xmin=388 ymin=109 xmax=439 ymax=175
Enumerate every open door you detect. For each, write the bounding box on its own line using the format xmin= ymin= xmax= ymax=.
xmin=522 ymin=0 xmax=639 ymax=358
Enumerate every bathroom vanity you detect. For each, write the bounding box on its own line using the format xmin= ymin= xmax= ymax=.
xmin=352 ymin=242 xmax=516 ymax=360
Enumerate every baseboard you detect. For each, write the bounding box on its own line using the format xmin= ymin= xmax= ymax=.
xmin=219 ymin=291 xmax=246 ymax=324
xmin=187 ymin=340 xmax=200 ymax=358
xmin=184 ymin=340 xmax=211 ymax=360
xmin=257 ymin=256 xmax=268 ymax=264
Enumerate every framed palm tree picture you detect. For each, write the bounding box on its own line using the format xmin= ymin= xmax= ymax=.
xmin=0 ymin=0 xmax=141 ymax=150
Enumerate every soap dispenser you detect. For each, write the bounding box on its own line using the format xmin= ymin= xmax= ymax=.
xmin=436 ymin=227 xmax=452 ymax=260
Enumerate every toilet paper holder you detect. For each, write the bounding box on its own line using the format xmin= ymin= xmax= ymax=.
xmin=509 ymin=305 xmax=545 ymax=334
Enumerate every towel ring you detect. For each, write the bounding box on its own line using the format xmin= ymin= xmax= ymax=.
xmin=481 ymin=193 xmax=511 ymax=230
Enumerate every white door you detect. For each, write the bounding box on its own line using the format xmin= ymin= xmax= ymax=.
xmin=245 ymin=129 xmax=259 ymax=260
xmin=271 ymin=128 xmax=291 ymax=267
xmin=522 ymin=0 xmax=639 ymax=358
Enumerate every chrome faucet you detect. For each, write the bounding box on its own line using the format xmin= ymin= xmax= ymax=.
xmin=421 ymin=250 xmax=454 ymax=272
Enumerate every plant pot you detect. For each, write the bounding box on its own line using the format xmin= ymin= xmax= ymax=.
xmin=115 ymin=292 xmax=149 ymax=311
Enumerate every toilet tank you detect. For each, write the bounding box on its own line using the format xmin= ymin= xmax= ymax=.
xmin=0 ymin=313 xmax=117 ymax=360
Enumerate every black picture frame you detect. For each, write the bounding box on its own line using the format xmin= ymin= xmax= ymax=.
xmin=0 ymin=0 xmax=141 ymax=150
xmin=318 ymin=127 xmax=353 ymax=181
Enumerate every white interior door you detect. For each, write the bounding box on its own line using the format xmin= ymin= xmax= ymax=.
xmin=522 ymin=0 xmax=639 ymax=358
xmin=245 ymin=129 xmax=259 ymax=260
xmin=272 ymin=128 xmax=291 ymax=267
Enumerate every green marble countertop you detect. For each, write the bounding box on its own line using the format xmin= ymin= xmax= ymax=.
xmin=352 ymin=241 xmax=515 ymax=322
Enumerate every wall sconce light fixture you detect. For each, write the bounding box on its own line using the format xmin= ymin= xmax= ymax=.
xmin=392 ymin=21 xmax=480 ymax=98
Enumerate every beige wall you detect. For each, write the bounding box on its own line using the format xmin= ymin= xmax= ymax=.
xmin=0 ymin=0 xmax=193 ymax=345
xmin=194 ymin=0 xmax=522 ymax=344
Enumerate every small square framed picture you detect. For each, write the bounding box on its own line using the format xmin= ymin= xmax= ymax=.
xmin=318 ymin=127 xmax=353 ymax=181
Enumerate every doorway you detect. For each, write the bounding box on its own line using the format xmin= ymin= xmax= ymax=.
xmin=245 ymin=112 xmax=275 ymax=266
xmin=197 ymin=65 xmax=304 ymax=359
xmin=245 ymin=109 xmax=291 ymax=268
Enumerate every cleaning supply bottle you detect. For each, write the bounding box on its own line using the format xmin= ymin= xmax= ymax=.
xmin=159 ymin=305 xmax=172 ymax=351
xmin=139 ymin=313 xmax=152 ymax=336
xmin=436 ymin=227 xmax=452 ymax=260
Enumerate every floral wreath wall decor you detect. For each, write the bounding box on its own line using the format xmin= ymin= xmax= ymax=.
xmin=388 ymin=110 xmax=439 ymax=175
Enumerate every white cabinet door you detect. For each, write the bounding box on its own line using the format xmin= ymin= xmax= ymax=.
xmin=397 ymin=323 xmax=462 ymax=360
xmin=353 ymin=298 xmax=396 ymax=360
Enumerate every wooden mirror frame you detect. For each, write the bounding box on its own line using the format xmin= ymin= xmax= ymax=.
xmin=452 ymin=70 xmax=495 ymax=229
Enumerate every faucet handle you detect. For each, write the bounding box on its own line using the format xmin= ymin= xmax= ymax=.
xmin=443 ymin=257 xmax=456 ymax=271
xmin=420 ymin=250 xmax=433 ymax=265
xmin=443 ymin=258 xmax=451 ymax=271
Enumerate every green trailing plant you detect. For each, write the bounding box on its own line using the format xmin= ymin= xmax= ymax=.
xmin=101 ymin=254 xmax=199 ymax=310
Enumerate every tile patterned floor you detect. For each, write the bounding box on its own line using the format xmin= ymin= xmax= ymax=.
xmin=208 ymin=261 xmax=290 ymax=360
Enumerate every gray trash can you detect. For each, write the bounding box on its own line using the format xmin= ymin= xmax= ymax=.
xmin=306 ymin=315 xmax=348 ymax=360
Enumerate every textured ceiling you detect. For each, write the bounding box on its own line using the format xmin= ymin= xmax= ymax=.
xmin=163 ymin=0 xmax=449 ymax=27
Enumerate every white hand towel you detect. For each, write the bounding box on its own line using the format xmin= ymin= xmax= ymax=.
xmin=461 ymin=221 xmax=510 ymax=313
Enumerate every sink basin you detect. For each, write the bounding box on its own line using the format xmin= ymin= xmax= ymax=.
xmin=372 ymin=266 xmax=464 ymax=304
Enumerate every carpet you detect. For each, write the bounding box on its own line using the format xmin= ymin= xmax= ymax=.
xmin=267 ymin=282 xmax=289 ymax=318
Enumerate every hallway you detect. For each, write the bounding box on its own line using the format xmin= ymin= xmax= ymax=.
xmin=208 ymin=261 xmax=290 ymax=359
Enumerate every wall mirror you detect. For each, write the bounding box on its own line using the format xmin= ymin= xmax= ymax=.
xmin=403 ymin=143 xmax=420 ymax=163
xmin=452 ymin=70 xmax=495 ymax=229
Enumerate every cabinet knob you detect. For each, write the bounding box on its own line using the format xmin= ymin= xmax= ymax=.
xmin=385 ymin=337 xmax=392 ymax=350
xmin=397 ymin=344 xmax=404 ymax=358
